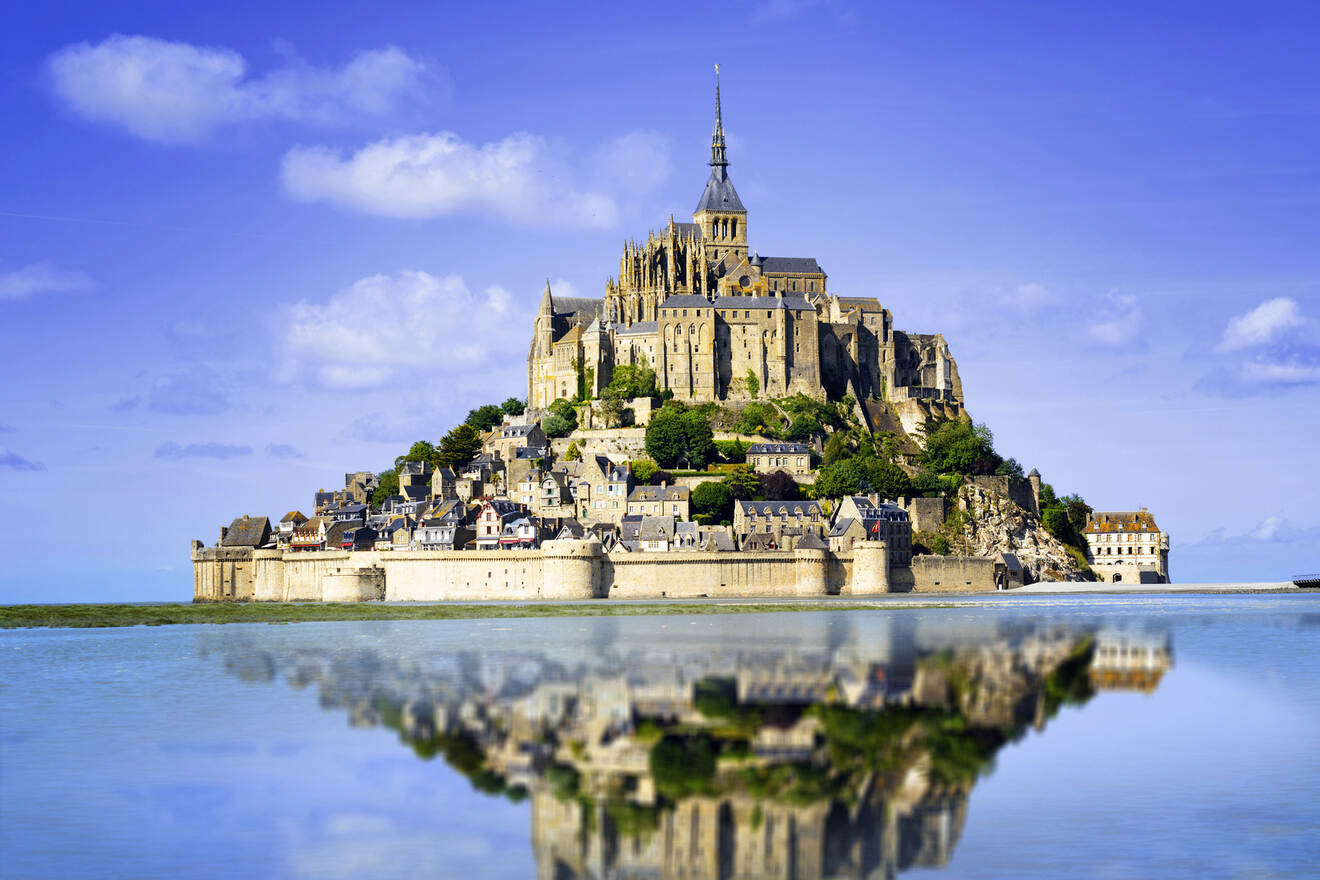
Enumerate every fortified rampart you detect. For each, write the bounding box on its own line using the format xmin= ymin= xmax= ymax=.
xmin=193 ymin=539 xmax=1008 ymax=602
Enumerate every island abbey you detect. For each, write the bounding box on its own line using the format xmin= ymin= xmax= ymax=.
xmin=529 ymin=70 xmax=964 ymax=417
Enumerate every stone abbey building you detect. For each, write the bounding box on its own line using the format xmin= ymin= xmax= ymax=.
xmin=529 ymin=70 xmax=965 ymax=421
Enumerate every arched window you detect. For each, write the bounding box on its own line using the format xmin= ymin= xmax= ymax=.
xmin=731 ymin=218 xmax=738 ymax=238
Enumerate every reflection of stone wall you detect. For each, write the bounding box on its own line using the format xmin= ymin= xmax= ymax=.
xmin=193 ymin=539 xmax=1010 ymax=601
xmin=530 ymin=780 xmax=969 ymax=879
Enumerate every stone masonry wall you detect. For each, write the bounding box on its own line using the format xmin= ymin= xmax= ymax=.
xmin=192 ymin=539 xmax=1000 ymax=601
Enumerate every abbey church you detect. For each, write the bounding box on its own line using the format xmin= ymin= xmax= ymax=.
xmin=528 ymin=70 xmax=964 ymax=425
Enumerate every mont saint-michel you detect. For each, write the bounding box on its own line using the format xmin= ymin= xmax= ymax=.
xmin=192 ymin=73 xmax=1170 ymax=603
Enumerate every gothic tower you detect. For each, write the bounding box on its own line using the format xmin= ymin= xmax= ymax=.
xmin=692 ymin=65 xmax=747 ymax=268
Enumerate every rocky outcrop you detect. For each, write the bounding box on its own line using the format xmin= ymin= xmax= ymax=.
xmin=949 ymin=481 xmax=1091 ymax=583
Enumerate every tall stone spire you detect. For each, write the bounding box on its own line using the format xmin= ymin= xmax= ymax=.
xmin=711 ymin=63 xmax=728 ymax=168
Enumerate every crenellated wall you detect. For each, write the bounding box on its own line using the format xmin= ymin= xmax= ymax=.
xmin=193 ymin=538 xmax=1002 ymax=602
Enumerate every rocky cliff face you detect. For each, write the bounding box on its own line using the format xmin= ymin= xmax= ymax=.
xmin=950 ymin=482 xmax=1091 ymax=583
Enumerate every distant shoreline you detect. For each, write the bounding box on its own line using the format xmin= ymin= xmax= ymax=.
xmin=1 ymin=585 xmax=1310 ymax=629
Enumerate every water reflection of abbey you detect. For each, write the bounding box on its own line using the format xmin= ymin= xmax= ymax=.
xmin=210 ymin=618 xmax=1171 ymax=879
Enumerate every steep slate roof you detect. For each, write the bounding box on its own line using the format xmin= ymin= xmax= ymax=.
xmin=615 ymin=321 xmax=659 ymax=336
xmin=759 ymin=256 xmax=823 ymax=274
xmin=639 ymin=516 xmax=676 ymax=541
xmin=828 ymin=517 xmax=859 ymax=538
xmin=747 ymin=442 xmax=809 ymax=455
xmin=280 ymin=511 xmax=307 ymax=524
xmin=553 ymin=297 xmax=605 ymax=321
xmin=701 ymin=530 xmax=736 ymax=552
xmin=222 ymin=516 xmax=271 ymax=547
xmin=500 ymin=424 xmax=540 ymax=438
xmin=796 ymin=532 xmax=828 ymax=550
xmin=694 ymin=167 xmax=746 ymax=213
xmin=399 ymin=460 xmax=430 ymax=476
xmin=515 ymin=447 xmax=543 ymax=460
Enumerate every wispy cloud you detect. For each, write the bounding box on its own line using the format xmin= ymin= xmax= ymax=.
xmin=154 ymin=441 xmax=253 ymax=460
xmin=266 ymin=443 xmax=305 ymax=459
xmin=1219 ymin=297 xmax=1304 ymax=351
xmin=281 ymin=130 xmax=668 ymax=229
xmin=0 ymin=448 xmax=45 ymax=471
xmin=278 ymin=269 xmax=526 ymax=391
xmin=1088 ymin=290 xmax=1143 ymax=346
xmin=1200 ymin=296 xmax=1317 ymax=396
xmin=113 ymin=368 xmax=230 ymax=416
xmin=1190 ymin=515 xmax=1320 ymax=547
xmin=0 ymin=261 xmax=95 ymax=301
xmin=47 ymin=35 xmax=434 ymax=142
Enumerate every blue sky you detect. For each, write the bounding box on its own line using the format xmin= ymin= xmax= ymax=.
xmin=1 ymin=0 xmax=1317 ymax=601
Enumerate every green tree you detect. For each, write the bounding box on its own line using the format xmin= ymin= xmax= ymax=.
xmin=813 ymin=459 xmax=864 ymax=499
xmin=714 ymin=438 xmax=749 ymax=462
xmin=547 ymin=397 xmax=578 ymax=427
xmin=630 ymin=459 xmax=660 ymax=484
xmin=996 ymin=456 xmax=1024 ymax=477
xmin=644 ymin=407 xmax=714 ymax=469
xmin=745 ymin=369 xmax=760 ymax=399
xmin=721 ymin=465 xmax=763 ymax=500
xmin=542 ymin=413 xmax=574 ymax=438
xmin=922 ymin=418 xmax=1002 ymax=476
xmin=606 ymin=361 xmax=657 ymax=399
xmin=500 ymin=397 xmax=526 ymax=416
xmin=564 ymin=441 xmax=582 ymax=461
xmin=597 ymin=386 xmax=626 ymax=428
xmin=466 ymin=404 xmax=504 ymax=433
xmin=691 ymin=480 xmax=734 ymax=524
xmin=823 ymin=432 xmax=854 ymax=465
xmin=371 ymin=469 xmax=399 ymax=506
xmin=859 ymin=457 xmax=912 ymax=500
xmin=436 ymin=424 xmax=482 ymax=470
xmin=395 ymin=440 xmax=438 ymax=470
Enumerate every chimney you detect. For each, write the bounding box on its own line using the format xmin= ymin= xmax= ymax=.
xmin=218 ymin=526 xmax=228 ymax=545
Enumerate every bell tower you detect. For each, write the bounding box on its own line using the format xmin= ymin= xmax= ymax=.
xmin=692 ymin=64 xmax=747 ymax=267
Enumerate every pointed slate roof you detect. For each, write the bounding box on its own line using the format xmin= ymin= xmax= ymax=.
xmin=694 ymin=166 xmax=745 ymax=214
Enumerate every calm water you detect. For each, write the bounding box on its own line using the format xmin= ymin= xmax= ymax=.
xmin=2 ymin=595 xmax=1318 ymax=879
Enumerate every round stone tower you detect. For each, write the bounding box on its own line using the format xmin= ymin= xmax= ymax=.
xmin=541 ymin=539 xmax=605 ymax=599
xmin=846 ymin=541 xmax=890 ymax=596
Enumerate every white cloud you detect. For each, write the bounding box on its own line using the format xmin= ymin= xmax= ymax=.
xmin=278 ymin=270 xmax=527 ymax=390
xmin=281 ymin=131 xmax=627 ymax=228
xmin=1193 ymin=516 xmax=1320 ymax=547
xmin=47 ymin=34 xmax=430 ymax=142
xmin=1241 ymin=358 xmax=1320 ymax=385
xmin=153 ymin=441 xmax=253 ymax=460
xmin=0 ymin=261 xmax=95 ymax=301
xmin=1088 ymin=290 xmax=1142 ymax=345
xmin=1218 ymin=297 xmax=1304 ymax=351
xmin=1007 ymin=282 xmax=1053 ymax=310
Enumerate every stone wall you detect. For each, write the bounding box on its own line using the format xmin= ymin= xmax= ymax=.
xmin=967 ymin=475 xmax=1039 ymax=516
xmin=193 ymin=539 xmax=1002 ymax=602
xmin=908 ymin=555 xmax=999 ymax=592
xmin=899 ymin=496 xmax=948 ymax=534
